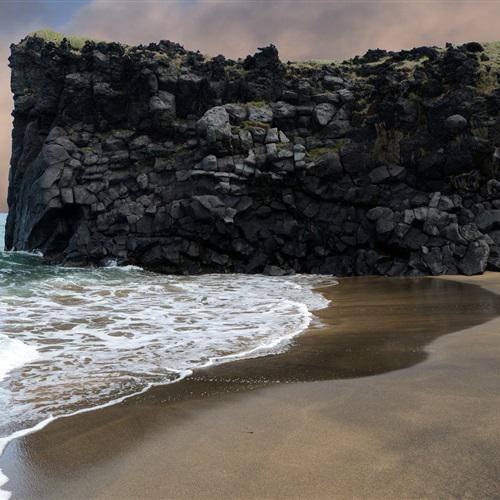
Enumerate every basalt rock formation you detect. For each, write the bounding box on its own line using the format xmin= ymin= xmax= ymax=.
xmin=5 ymin=33 xmax=500 ymax=275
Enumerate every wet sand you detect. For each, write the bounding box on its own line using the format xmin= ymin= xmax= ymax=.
xmin=3 ymin=274 xmax=500 ymax=498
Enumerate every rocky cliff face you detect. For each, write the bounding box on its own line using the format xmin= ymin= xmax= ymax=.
xmin=5 ymin=34 xmax=500 ymax=275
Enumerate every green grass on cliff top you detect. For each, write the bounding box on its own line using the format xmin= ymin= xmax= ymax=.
xmin=24 ymin=29 xmax=103 ymax=49
xmin=483 ymin=41 xmax=500 ymax=67
xmin=22 ymin=30 xmax=500 ymax=78
xmin=477 ymin=41 xmax=500 ymax=94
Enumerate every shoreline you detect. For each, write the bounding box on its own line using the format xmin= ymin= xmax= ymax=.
xmin=0 ymin=273 xmax=329 ymax=500
xmin=2 ymin=274 xmax=500 ymax=498
xmin=0 ymin=275 xmax=332 ymax=466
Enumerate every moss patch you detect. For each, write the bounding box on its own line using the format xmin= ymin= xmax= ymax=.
xmin=289 ymin=59 xmax=337 ymax=69
xmin=476 ymin=41 xmax=500 ymax=95
xmin=394 ymin=56 xmax=429 ymax=71
xmin=240 ymin=120 xmax=270 ymax=130
xmin=483 ymin=41 xmax=500 ymax=68
xmin=307 ymin=145 xmax=344 ymax=159
xmin=246 ymin=100 xmax=267 ymax=108
xmin=24 ymin=29 xmax=103 ymax=50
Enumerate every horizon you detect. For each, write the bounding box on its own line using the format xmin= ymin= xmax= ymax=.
xmin=2 ymin=0 xmax=500 ymax=212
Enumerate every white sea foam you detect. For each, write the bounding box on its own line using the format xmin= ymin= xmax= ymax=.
xmin=0 ymin=260 xmax=333 ymax=497
xmin=0 ymin=271 xmax=331 ymax=432
xmin=0 ymin=335 xmax=40 ymax=382
xmin=0 ymin=213 xmax=335 ymax=498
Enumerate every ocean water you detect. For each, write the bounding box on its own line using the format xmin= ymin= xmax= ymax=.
xmin=0 ymin=212 xmax=331 ymax=496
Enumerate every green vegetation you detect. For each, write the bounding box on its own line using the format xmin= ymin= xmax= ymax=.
xmin=476 ymin=41 xmax=500 ymax=95
xmin=309 ymin=58 xmax=337 ymax=65
xmin=394 ymin=56 xmax=429 ymax=71
xmin=287 ymin=60 xmax=338 ymax=74
xmin=23 ymin=29 xmax=103 ymax=50
xmin=224 ymin=64 xmax=246 ymax=78
xmin=471 ymin=126 xmax=489 ymax=139
xmin=246 ymin=100 xmax=267 ymax=108
xmin=483 ymin=41 xmax=500 ymax=68
xmin=240 ymin=120 xmax=270 ymax=130
xmin=290 ymin=59 xmax=336 ymax=67
xmin=307 ymin=144 xmax=344 ymax=159
xmin=150 ymin=51 xmax=171 ymax=64
xmin=363 ymin=55 xmax=391 ymax=67
xmin=168 ymin=53 xmax=185 ymax=69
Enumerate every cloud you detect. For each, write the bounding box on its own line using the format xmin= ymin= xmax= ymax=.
xmin=0 ymin=1 xmax=58 ymax=211
xmin=1 ymin=0 xmax=500 ymax=211
xmin=66 ymin=0 xmax=500 ymax=60
xmin=0 ymin=1 xmax=50 ymax=34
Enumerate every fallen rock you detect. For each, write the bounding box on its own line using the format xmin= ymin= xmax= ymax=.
xmin=458 ymin=240 xmax=489 ymax=275
xmin=445 ymin=114 xmax=468 ymax=132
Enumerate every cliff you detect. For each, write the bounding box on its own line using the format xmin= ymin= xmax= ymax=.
xmin=5 ymin=32 xmax=500 ymax=275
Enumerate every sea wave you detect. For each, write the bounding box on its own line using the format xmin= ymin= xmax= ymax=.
xmin=0 ymin=335 xmax=40 ymax=382
xmin=0 ymin=271 xmax=331 ymax=433
xmin=0 ymin=213 xmax=334 ymax=498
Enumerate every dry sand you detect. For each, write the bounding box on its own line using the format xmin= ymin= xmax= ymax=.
xmin=2 ymin=274 xmax=500 ymax=499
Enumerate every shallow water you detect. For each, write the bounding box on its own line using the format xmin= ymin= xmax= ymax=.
xmin=0 ymin=213 xmax=331 ymax=439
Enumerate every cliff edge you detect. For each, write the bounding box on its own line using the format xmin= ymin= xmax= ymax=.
xmin=6 ymin=32 xmax=500 ymax=275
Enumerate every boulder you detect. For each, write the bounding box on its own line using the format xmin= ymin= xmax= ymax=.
xmin=487 ymin=246 xmax=500 ymax=270
xmin=197 ymin=106 xmax=232 ymax=141
xmin=476 ymin=210 xmax=500 ymax=232
xmin=224 ymin=103 xmax=248 ymax=123
xmin=265 ymin=128 xmax=280 ymax=143
xmin=323 ymin=75 xmax=344 ymax=89
xmin=367 ymin=206 xmax=393 ymax=221
xmin=368 ymin=165 xmax=406 ymax=184
xmin=247 ymin=103 xmax=273 ymax=123
xmin=201 ymin=155 xmax=218 ymax=171
xmin=42 ymin=144 xmax=69 ymax=166
xmin=271 ymin=101 xmax=296 ymax=119
xmin=39 ymin=165 xmax=63 ymax=189
xmin=458 ymin=240 xmax=489 ymax=275
xmin=149 ymin=91 xmax=176 ymax=125
xmin=445 ymin=114 xmax=467 ymax=132
xmin=314 ymin=103 xmax=336 ymax=126
xmin=338 ymin=89 xmax=354 ymax=103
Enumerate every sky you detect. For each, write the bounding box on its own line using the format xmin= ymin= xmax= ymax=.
xmin=1 ymin=0 xmax=500 ymax=212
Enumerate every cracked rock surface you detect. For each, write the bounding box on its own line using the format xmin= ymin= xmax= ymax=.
xmin=5 ymin=35 xmax=500 ymax=275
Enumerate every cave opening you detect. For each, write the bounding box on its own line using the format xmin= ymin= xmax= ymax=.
xmin=27 ymin=205 xmax=83 ymax=257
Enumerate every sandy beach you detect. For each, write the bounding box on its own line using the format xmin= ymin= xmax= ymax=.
xmin=2 ymin=274 xmax=500 ymax=499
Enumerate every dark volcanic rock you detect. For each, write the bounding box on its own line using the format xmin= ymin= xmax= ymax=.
xmin=5 ymin=33 xmax=500 ymax=276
